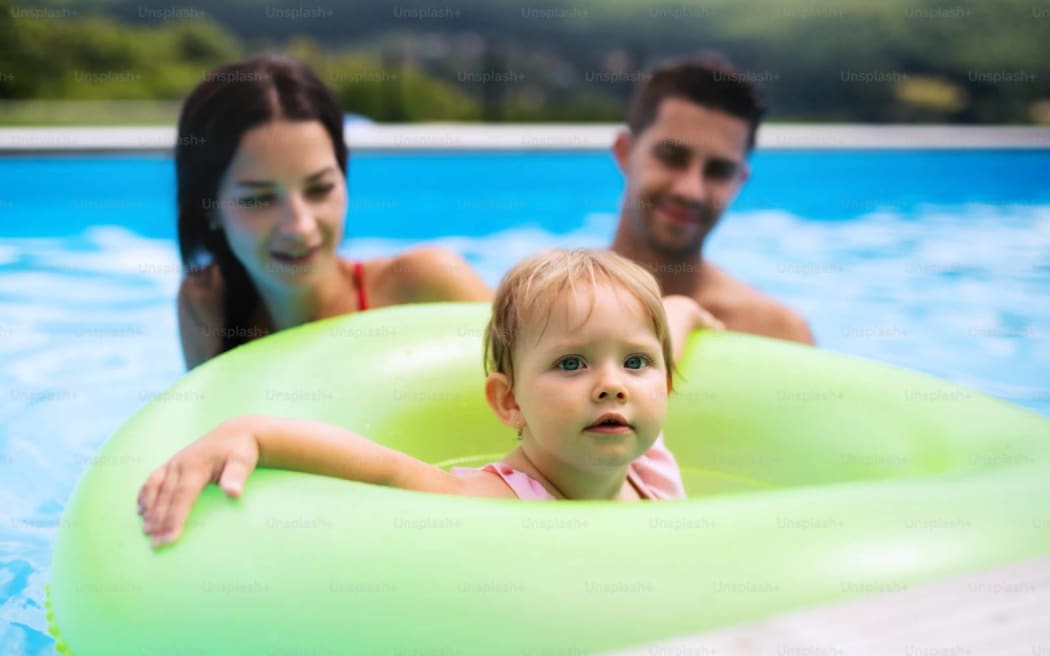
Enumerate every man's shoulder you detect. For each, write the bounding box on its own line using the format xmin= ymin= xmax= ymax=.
xmin=747 ymin=296 xmax=814 ymax=345
xmin=701 ymin=265 xmax=814 ymax=345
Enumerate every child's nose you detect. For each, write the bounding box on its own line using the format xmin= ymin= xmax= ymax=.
xmin=592 ymin=366 xmax=628 ymax=402
xmin=595 ymin=388 xmax=627 ymax=402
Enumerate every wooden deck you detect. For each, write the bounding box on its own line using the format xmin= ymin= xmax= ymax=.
xmin=616 ymin=556 xmax=1050 ymax=656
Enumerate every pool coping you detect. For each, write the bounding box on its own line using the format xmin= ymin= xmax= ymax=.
xmin=1 ymin=124 xmax=1048 ymax=153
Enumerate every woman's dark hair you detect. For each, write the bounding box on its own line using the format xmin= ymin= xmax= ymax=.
xmin=175 ymin=55 xmax=348 ymax=353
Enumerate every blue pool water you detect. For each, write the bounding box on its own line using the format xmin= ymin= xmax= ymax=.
xmin=1 ymin=150 xmax=1050 ymax=653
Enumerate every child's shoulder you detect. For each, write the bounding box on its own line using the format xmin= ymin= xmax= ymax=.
xmin=451 ymin=467 xmax=521 ymax=499
xmin=630 ymin=435 xmax=688 ymax=499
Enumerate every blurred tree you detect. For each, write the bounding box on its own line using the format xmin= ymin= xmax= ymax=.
xmin=286 ymin=38 xmax=479 ymax=121
xmin=4 ymin=0 xmax=1048 ymax=123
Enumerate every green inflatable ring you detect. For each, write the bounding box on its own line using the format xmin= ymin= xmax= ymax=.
xmin=48 ymin=303 xmax=1050 ymax=654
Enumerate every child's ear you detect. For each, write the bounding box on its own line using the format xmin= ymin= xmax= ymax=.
xmin=485 ymin=372 xmax=522 ymax=430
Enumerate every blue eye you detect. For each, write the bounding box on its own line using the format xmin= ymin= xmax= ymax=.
xmin=625 ymin=355 xmax=649 ymax=370
xmin=557 ymin=356 xmax=583 ymax=371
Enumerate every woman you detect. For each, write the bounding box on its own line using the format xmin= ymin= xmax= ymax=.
xmin=175 ymin=55 xmax=491 ymax=369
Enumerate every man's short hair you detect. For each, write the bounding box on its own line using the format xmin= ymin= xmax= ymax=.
xmin=626 ymin=52 xmax=767 ymax=151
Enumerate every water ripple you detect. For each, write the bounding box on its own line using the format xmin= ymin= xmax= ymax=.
xmin=1 ymin=203 xmax=1048 ymax=653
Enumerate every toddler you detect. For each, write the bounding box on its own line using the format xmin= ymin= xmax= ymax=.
xmin=139 ymin=249 xmax=717 ymax=546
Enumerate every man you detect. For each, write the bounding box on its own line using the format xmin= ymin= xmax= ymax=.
xmin=610 ymin=54 xmax=815 ymax=345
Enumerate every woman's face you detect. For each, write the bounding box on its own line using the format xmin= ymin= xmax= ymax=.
xmin=216 ymin=120 xmax=348 ymax=292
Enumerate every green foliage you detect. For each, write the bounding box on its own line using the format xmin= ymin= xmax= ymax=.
xmin=1 ymin=13 xmax=239 ymax=101
xmin=3 ymin=0 xmax=1047 ymax=124
xmin=285 ymin=39 xmax=481 ymax=121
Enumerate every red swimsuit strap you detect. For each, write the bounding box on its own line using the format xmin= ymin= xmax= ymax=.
xmin=352 ymin=261 xmax=369 ymax=311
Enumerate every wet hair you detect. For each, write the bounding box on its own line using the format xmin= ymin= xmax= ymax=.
xmin=484 ymin=249 xmax=675 ymax=391
xmin=626 ymin=52 xmax=766 ymax=151
xmin=175 ymin=55 xmax=348 ymax=353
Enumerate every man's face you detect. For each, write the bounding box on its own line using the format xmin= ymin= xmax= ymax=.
xmin=614 ymin=97 xmax=751 ymax=258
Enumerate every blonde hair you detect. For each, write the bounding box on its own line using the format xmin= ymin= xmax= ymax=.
xmin=484 ymin=249 xmax=675 ymax=390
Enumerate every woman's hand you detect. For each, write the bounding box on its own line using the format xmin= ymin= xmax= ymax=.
xmin=137 ymin=416 xmax=260 ymax=548
xmin=662 ymin=295 xmax=725 ymax=363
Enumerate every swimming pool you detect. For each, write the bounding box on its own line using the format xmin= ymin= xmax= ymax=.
xmin=2 ymin=149 xmax=1049 ymax=653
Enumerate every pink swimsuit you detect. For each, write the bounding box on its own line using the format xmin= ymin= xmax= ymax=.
xmin=450 ymin=435 xmax=686 ymax=500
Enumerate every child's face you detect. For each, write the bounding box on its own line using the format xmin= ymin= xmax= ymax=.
xmin=511 ymin=282 xmax=669 ymax=472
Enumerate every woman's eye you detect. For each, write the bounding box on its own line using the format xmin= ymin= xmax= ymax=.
xmin=624 ymin=355 xmax=649 ymax=370
xmin=557 ymin=356 xmax=583 ymax=371
xmin=237 ymin=194 xmax=275 ymax=208
xmin=306 ymin=183 xmax=335 ymax=200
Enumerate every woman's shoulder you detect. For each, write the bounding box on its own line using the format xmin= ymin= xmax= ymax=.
xmin=176 ymin=262 xmax=223 ymax=331
xmin=177 ymin=264 xmax=224 ymax=368
xmin=177 ymin=263 xmax=223 ymax=320
xmin=360 ymin=247 xmax=491 ymax=305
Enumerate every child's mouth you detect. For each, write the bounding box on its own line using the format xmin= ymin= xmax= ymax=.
xmin=584 ymin=414 xmax=632 ymax=434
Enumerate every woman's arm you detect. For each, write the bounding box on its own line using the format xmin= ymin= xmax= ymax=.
xmin=137 ymin=415 xmax=465 ymax=547
xmin=177 ymin=273 xmax=223 ymax=369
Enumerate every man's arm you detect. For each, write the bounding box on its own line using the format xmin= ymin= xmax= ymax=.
xmin=662 ymin=295 xmax=725 ymax=362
